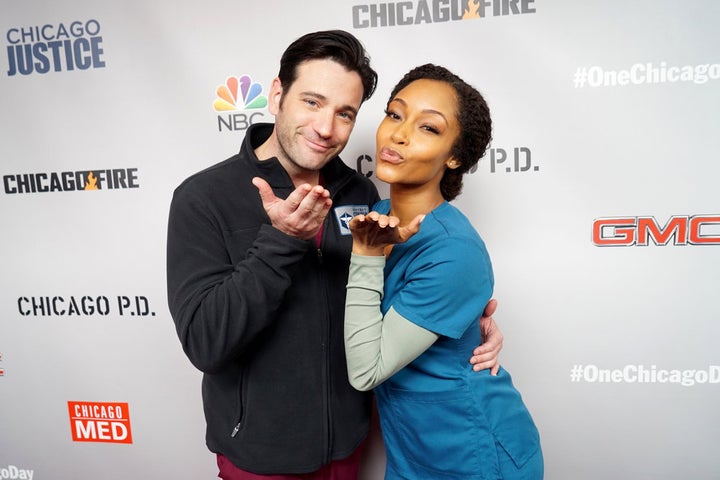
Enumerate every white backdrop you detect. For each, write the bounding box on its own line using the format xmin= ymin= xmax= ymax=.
xmin=1 ymin=1 xmax=719 ymax=479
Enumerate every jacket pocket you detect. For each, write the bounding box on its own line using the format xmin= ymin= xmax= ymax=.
xmin=230 ymin=366 xmax=247 ymax=437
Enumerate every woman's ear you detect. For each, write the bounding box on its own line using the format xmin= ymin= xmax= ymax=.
xmin=446 ymin=158 xmax=461 ymax=170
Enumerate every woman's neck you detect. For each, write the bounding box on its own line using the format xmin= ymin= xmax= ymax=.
xmin=388 ymin=184 xmax=444 ymax=225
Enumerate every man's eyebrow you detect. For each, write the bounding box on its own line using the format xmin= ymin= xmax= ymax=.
xmin=301 ymin=91 xmax=359 ymax=116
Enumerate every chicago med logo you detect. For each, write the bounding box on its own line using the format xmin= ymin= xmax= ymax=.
xmin=6 ymin=19 xmax=106 ymax=76
xmin=68 ymin=401 xmax=133 ymax=444
xmin=592 ymin=215 xmax=720 ymax=246
xmin=214 ymin=74 xmax=269 ymax=132
xmin=352 ymin=0 xmax=536 ymax=28
xmin=3 ymin=168 xmax=139 ymax=194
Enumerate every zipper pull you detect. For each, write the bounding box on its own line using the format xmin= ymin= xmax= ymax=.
xmin=231 ymin=422 xmax=241 ymax=437
xmin=317 ymin=248 xmax=323 ymax=263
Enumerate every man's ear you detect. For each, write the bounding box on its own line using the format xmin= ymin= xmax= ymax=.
xmin=267 ymin=77 xmax=283 ymax=116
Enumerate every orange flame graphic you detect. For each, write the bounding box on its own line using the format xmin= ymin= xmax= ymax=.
xmin=85 ymin=171 xmax=98 ymax=190
xmin=463 ymin=0 xmax=481 ymax=19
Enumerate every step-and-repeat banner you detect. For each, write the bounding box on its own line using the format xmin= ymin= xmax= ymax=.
xmin=2 ymin=1 xmax=718 ymax=479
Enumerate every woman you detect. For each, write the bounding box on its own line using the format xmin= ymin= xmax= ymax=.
xmin=344 ymin=64 xmax=543 ymax=479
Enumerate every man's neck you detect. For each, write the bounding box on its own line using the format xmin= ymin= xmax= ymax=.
xmin=254 ymin=132 xmax=321 ymax=187
xmin=289 ymin=168 xmax=320 ymax=187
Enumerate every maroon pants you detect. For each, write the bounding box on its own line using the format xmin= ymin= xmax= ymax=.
xmin=217 ymin=446 xmax=363 ymax=480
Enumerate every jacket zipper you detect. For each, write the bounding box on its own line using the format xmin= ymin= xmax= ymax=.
xmin=230 ymin=366 xmax=246 ymax=437
xmin=316 ymin=206 xmax=332 ymax=464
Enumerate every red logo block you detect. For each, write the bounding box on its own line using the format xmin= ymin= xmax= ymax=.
xmin=68 ymin=401 xmax=133 ymax=444
xmin=593 ymin=215 xmax=720 ymax=246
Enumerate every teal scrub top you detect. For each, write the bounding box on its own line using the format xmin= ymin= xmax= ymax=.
xmin=373 ymin=200 xmax=541 ymax=479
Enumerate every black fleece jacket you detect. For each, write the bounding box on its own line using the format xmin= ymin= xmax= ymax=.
xmin=167 ymin=124 xmax=380 ymax=474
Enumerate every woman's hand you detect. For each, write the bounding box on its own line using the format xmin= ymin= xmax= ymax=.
xmin=349 ymin=212 xmax=424 ymax=256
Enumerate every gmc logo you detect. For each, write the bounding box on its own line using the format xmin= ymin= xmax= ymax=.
xmin=592 ymin=215 xmax=720 ymax=246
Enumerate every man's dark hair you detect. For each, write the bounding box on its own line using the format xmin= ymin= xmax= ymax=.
xmin=278 ymin=30 xmax=378 ymax=103
xmin=388 ymin=64 xmax=492 ymax=201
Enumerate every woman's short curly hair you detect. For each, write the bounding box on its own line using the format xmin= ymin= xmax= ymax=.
xmin=387 ymin=64 xmax=492 ymax=201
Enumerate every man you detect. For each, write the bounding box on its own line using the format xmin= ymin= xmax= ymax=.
xmin=167 ymin=30 xmax=503 ymax=479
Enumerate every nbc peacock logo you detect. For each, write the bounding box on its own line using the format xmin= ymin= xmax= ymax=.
xmin=214 ymin=74 xmax=269 ymax=132
xmin=213 ymin=75 xmax=267 ymax=111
